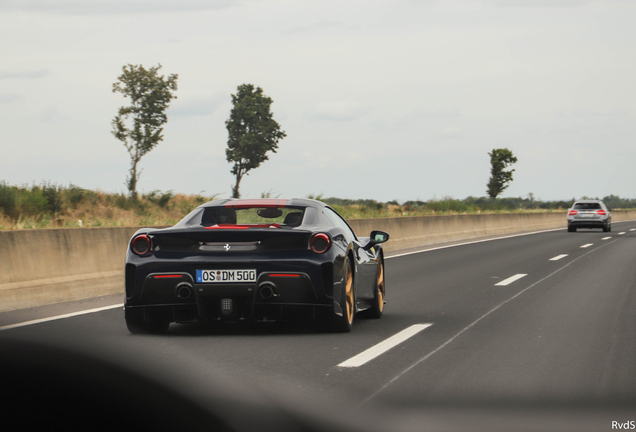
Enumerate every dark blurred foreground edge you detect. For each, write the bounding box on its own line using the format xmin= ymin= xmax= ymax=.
xmin=0 ymin=337 xmax=365 ymax=432
xmin=1 ymin=337 xmax=635 ymax=432
xmin=0 ymin=338 xmax=237 ymax=432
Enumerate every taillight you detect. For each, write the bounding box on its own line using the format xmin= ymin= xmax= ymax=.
xmin=310 ymin=233 xmax=332 ymax=254
xmin=131 ymin=235 xmax=152 ymax=256
xmin=597 ymin=210 xmax=606 ymax=215
xmin=568 ymin=210 xmax=577 ymax=215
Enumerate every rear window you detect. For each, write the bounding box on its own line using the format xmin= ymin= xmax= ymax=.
xmin=194 ymin=206 xmax=306 ymax=227
xmin=573 ymin=203 xmax=602 ymax=210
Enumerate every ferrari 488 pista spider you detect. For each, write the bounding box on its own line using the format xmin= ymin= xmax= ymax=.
xmin=124 ymin=198 xmax=389 ymax=333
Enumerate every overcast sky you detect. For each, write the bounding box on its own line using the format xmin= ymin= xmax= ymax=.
xmin=1 ymin=0 xmax=634 ymax=202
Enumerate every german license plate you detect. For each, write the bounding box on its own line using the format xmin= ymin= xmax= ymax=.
xmin=196 ymin=269 xmax=257 ymax=283
xmin=581 ymin=213 xmax=595 ymax=218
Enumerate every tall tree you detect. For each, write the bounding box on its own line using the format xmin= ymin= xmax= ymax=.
xmin=111 ymin=64 xmax=178 ymax=199
xmin=487 ymin=148 xmax=518 ymax=198
xmin=225 ymin=84 xmax=286 ymax=198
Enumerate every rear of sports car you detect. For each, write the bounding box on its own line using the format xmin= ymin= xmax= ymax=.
xmin=124 ymin=204 xmax=339 ymax=332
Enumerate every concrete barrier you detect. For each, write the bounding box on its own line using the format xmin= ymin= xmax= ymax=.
xmin=0 ymin=227 xmax=139 ymax=312
xmin=348 ymin=212 xmax=563 ymax=252
xmin=2 ymin=211 xmax=636 ymax=312
xmin=349 ymin=211 xmax=636 ymax=252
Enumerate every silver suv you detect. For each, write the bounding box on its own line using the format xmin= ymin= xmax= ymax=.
xmin=567 ymin=200 xmax=611 ymax=232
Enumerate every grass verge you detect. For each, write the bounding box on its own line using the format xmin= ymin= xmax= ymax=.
xmin=2 ymin=182 xmax=631 ymax=230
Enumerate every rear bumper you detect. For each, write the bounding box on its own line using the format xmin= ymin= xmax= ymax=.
xmin=125 ymin=302 xmax=334 ymax=325
xmin=568 ymin=218 xmax=610 ymax=229
xmin=124 ymin=256 xmax=336 ymax=322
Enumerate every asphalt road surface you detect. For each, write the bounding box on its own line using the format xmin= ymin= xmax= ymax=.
xmin=2 ymin=223 xmax=636 ymax=431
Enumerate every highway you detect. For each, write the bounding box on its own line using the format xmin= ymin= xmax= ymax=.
xmin=2 ymin=222 xmax=636 ymax=431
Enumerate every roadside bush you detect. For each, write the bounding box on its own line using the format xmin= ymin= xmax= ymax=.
xmin=42 ymin=183 xmax=63 ymax=214
xmin=17 ymin=187 xmax=48 ymax=217
xmin=113 ymin=193 xmax=134 ymax=210
xmin=0 ymin=181 xmax=17 ymax=218
xmin=426 ymin=198 xmax=472 ymax=213
xmin=66 ymin=184 xmax=87 ymax=208
xmin=602 ymin=195 xmax=636 ymax=210
xmin=143 ymin=190 xmax=174 ymax=208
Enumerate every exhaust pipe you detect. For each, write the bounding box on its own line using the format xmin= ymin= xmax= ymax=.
xmin=176 ymin=283 xmax=193 ymax=300
xmin=259 ymin=282 xmax=278 ymax=299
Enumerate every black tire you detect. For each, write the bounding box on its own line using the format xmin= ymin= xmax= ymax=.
xmin=608 ymin=223 xmax=612 ymax=232
xmin=602 ymin=224 xmax=608 ymax=232
xmin=568 ymin=226 xmax=576 ymax=232
xmin=365 ymin=258 xmax=385 ymax=319
xmin=125 ymin=307 xmax=169 ymax=334
xmin=332 ymin=257 xmax=355 ymax=333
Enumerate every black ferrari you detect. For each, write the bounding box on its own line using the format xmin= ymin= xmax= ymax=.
xmin=124 ymin=198 xmax=389 ymax=333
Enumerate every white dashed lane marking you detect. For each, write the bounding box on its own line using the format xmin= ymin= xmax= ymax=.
xmin=495 ymin=274 xmax=528 ymax=286
xmin=602 ymin=237 xmax=612 ymax=240
xmin=618 ymin=232 xmax=626 ymax=235
xmin=550 ymin=254 xmax=568 ymax=261
xmin=338 ymin=324 xmax=433 ymax=368
xmin=581 ymin=244 xmax=594 ymax=248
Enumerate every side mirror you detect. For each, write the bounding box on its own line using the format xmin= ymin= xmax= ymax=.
xmin=363 ymin=230 xmax=389 ymax=250
xmin=370 ymin=230 xmax=389 ymax=244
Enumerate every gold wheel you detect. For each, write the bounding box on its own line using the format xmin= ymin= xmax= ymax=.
xmin=345 ymin=262 xmax=354 ymax=325
xmin=376 ymin=261 xmax=385 ymax=313
xmin=364 ymin=257 xmax=385 ymax=319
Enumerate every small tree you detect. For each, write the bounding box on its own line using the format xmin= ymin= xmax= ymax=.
xmin=111 ymin=64 xmax=178 ymax=199
xmin=225 ymin=84 xmax=286 ymax=198
xmin=487 ymin=148 xmax=518 ymax=198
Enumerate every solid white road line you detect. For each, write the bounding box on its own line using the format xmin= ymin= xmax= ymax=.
xmin=0 ymin=304 xmax=123 ymax=331
xmin=602 ymin=237 xmax=612 ymax=240
xmin=549 ymin=254 xmax=568 ymax=261
xmin=495 ymin=274 xmax=528 ymax=286
xmin=338 ymin=324 xmax=433 ymax=368
xmin=581 ymin=243 xmax=594 ymax=248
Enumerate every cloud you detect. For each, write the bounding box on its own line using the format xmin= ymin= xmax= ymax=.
xmin=283 ymin=20 xmax=345 ymax=35
xmin=412 ymin=108 xmax=461 ymax=119
xmin=312 ymin=100 xmax=367 ymax=122
xmin=490 ymin=0 xmax=594 ymax=7
xmin=0 ymin=93 xmax=21 ymax=103
xmin=0 ymin=0 xmax=237 ymax=15
xmin=39 ymin=105 xmax=64 ymax=122
xmin=170 ymin=96 xmax=227 ymax=117
xmin=0 ymin=69 xmax=50 ymax=79
xmin=438 ymin=126 xmax=462 ymax=138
